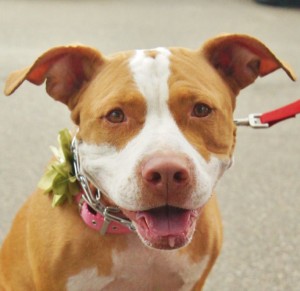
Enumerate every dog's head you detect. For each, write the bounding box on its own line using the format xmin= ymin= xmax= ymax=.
xmin=5 ymin=34 xmax=295 ymax=250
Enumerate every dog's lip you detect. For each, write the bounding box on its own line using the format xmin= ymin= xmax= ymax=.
xmin=122 ymin=205 xmax=200 ymax=249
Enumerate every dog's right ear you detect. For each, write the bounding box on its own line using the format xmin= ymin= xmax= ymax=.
xmin=4 ymin=45 xmax=103 ymax=109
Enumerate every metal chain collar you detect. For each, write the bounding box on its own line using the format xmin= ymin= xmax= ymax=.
xmin=71 ymin=137 xmax=136 ymax=235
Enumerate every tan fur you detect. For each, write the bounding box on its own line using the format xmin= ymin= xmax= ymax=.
xmin=168 ymin=48 xmax=236 ymax=160
xmin=76 ymin=54 xmax=147 ymax=148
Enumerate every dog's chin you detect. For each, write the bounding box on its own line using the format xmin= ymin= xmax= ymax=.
xmin=123 ymin=206 xmax=201 ymax=250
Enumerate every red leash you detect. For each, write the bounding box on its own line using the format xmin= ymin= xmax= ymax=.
xmin=234 ymin=99 xmax=300 ymax=128
xmin=260 ymin=99 xmax=300 ymax=126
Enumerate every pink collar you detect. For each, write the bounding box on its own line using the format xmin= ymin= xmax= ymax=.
xmin=76 ymin=192 xmax=133 ymax=235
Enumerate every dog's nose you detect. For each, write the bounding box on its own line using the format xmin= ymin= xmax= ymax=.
xmin=141 ymin=154 xmax=191 ymax=193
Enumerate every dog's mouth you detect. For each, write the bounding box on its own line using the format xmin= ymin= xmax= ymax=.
xmin=123 ymin=206 xmax=200 ymax=250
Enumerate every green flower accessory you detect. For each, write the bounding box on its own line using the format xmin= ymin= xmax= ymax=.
xmin=38 ymin=129 xmax=80 ymax=207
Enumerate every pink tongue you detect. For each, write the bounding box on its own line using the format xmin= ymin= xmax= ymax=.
xmin=136 ymin=207 xmax=191 ymax=236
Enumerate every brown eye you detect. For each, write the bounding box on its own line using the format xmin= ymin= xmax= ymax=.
xmin=192 ymin=103 xmax=212 ymax=118
xmin=106 ymin=109 xmax=126 ymax=123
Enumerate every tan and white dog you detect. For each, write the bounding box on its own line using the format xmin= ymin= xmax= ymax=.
xmin=0 ymin=34 xmax=295 ymax=291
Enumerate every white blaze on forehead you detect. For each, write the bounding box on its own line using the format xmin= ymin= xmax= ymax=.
xmin=78 ymin=48 xmax=231 ymax=211
xmin=129 ymin=48 xmax=171 ymax=114
xmin=129 ymin=48 xmax=189 ymax=150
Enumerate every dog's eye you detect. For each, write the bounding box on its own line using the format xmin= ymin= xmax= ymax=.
xmin=192 ymin=103 xmax=212 ymax=118
xmin=106 ymin=109 xmax=126 ymax=123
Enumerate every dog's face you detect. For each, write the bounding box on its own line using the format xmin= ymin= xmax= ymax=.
xmin=5 ymin=34 xmax=294 ymax=250
xmin=76 ymin=47 xmax=235 ymax=249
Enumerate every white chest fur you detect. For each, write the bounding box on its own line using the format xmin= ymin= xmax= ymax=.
xmin=67 ymin=236 xmax=209 ymax=291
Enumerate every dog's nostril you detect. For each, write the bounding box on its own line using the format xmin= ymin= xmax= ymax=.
xmin=173 ymin=171 xmax=187 ymax=183
xmin=174 ymin=168 xmax=190 ymax=183
xmin=150 ymin=172 xmax=162 ymax=183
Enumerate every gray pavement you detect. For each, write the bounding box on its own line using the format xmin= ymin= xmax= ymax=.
xmin=0 ymin=0 xmax=299 ymax=290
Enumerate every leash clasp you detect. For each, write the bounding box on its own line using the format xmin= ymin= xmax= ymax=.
xmin=234 ymin=113 xmax=269 ymax=128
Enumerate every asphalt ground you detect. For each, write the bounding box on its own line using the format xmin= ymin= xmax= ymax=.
xmin=0 ymin=1 xmax=299 ymax=290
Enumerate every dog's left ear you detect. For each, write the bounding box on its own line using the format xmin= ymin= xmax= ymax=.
xmin=4 ymin=45 xmax=103 ymax=109
xmin=202 ymin=34 xmax=296 ymax=93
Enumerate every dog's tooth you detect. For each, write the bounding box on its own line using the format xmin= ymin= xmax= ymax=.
xmin=168 ymin=236 xmax=176 ymax=248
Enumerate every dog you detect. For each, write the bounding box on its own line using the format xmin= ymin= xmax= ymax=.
xmin=0 ymin=34 xmax=295 ymax=291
